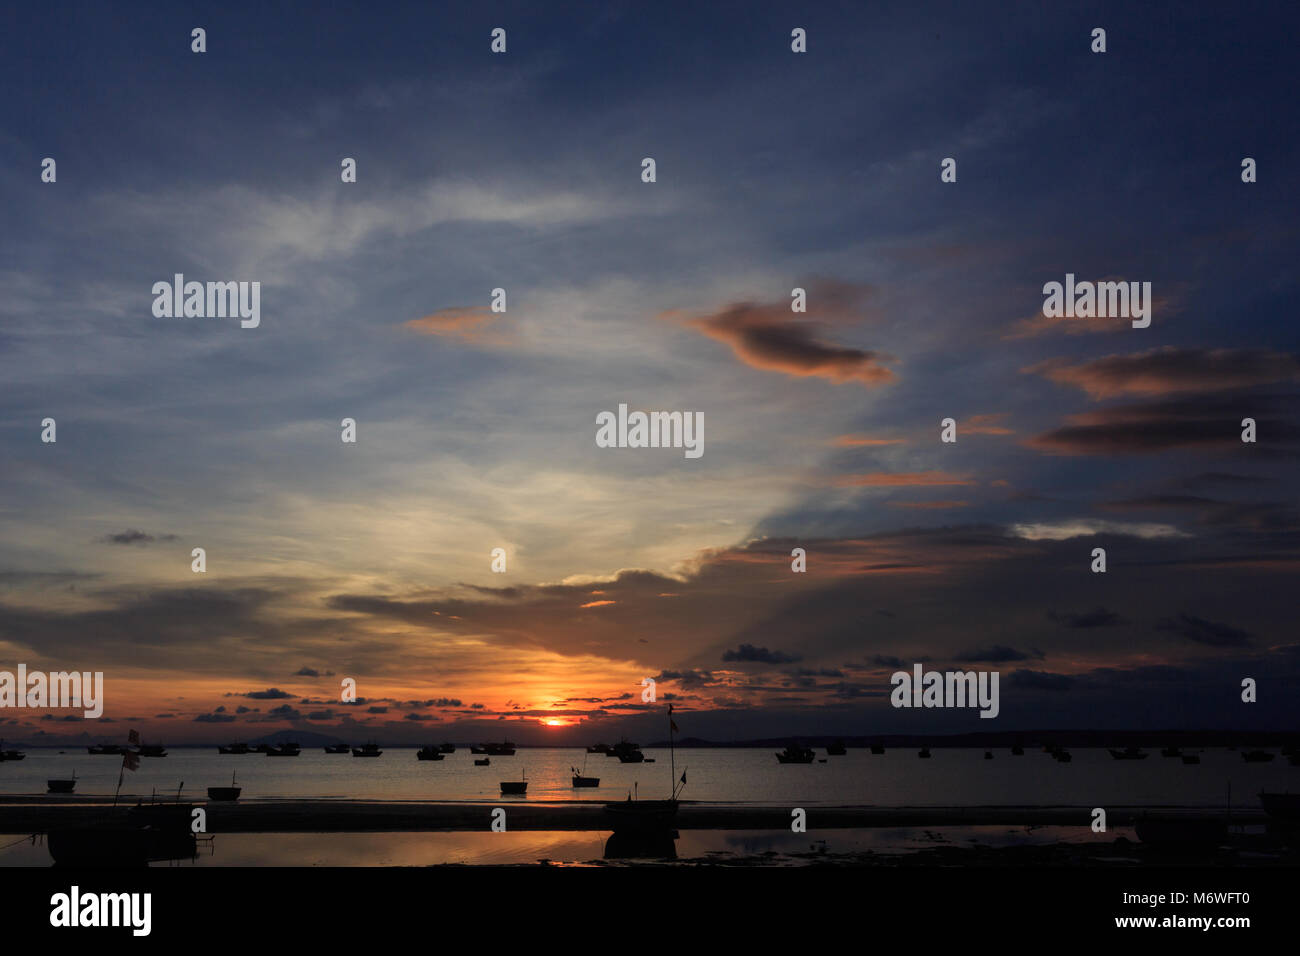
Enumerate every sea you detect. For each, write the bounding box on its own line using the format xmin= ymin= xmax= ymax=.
xmin=0 ymin=745 xmax=1292 ymax=805
xmin=1 ymin=746 xmax=1292 ymax=866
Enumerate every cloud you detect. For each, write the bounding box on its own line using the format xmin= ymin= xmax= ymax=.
xmin=721 ymin=644 xmax=802 ymax=665
xmin=953 ymin=645 xmax=1043 ymax=663
xmin=888 ymin=500 xmax=969 ymax=509
xmin=1048 ymin=607 xmax=1124 ymax=628
xmin=668 ymin=280 xmax=895 ymax=386
xmin=1004 ymin=280 xmax=1183 ymax=339
xmin=838 ymin=471 xmax=974 ymax=487
xmin=1156 ymin=613 xmax=1253 ymax=648
xmin=100 ymin=529 xmax=176 ymax=545
xmin=1025 ymin=393 xmax=1298 ymax=455
xmin=1009 ymin=520 xmax=1186 ymax=541
xmin=1006 ymin=669 xmax=1074 ymax=690
xmin=194 ymin=712 xmax=237 ymax=723
xmin=242 ymin=688 xmax=293 ymax=700
xmin=1026 ymin=348 xmax=1300 ymax=399
xmin=404 ymin=305 xmax=510 ymax=346
xmin=833 ymin=435 xmax=906 ymax=447
xmin=293 ymin=667 xmax=320 ymax=678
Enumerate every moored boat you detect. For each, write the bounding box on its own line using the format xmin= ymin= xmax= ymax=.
xmin=87 ymin=744 xmax=125 ymax=756
xmin=416 ymin=745 xmax=444 ymax=761
xmin=1108 ymin=746 xmax=1149 ymax=760
xmin=825 ymin=740 xmax=847 ymax=756
xmin=207 ymin=772 xmax=241 ymax=801
xmin=603 ymin=705 xmax=685 ymax=859
xmin=0 ymin=740 xmax=27 ymax=761
xmin=611 ymin=740 xmax=644 ymax=763
xmin=48 ymin=776 xmax=77 ymax=794
xmin=49 ymin=802 xmax=199 ymax=867
xmin=323 ymin=743 xmax=350 ymax=754
xmin=218 ymin=742 xmax=250 ymax=755
xmin=775 ymin=744 xmax=816 ymax=764
xmin=352 ymin=742 xmax=383 ymax=757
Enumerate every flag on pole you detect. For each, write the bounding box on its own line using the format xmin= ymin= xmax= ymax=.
xmin=122 ymin=750 xmax=140 ymax=772
xmin=128 ymin=729 xmax=140 ymax=746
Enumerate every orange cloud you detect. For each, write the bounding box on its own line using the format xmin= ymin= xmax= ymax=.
xmin=833 ymin=434 xmax=907 ymax=446
xmin=1025 ymin=347 xmax=1300 ymax=399
xmin=1003 ymin=278 xmax=1183 ymax=339
xmin=664 ymin=279 xmax=895 ymax=387
xmin=838 ymin=471 xmax=975 ymax=487
xmin=404 ymin=305 xmax=510 ymax=345
xmin=962 ymin=413 xmax=1014 ymax=435
xmin=579 ymin=600 xmax=616 ymax=608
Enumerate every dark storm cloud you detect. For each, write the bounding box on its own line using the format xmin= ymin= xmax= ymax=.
xmin=294 ymin=667 xmax=320 ymax=677
xmin=194 ymin=712 xmax=236 ymax=723
xmin=721 ymin=644 xmax=802 ymax=664
xmin=0 ymin=583 xmax=350 ymax=673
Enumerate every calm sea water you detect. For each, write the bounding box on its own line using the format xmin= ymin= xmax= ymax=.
xmin=0 ymin=746 xmax=1294 ymax=806
xmin=0 ymin=825 xmax=1123 ymax=867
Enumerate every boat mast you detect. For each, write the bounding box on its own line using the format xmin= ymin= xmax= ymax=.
xmin=668 ymin=703 xmax=675 ymax=801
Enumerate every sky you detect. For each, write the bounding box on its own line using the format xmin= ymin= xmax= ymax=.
xmin=1 ymin=1 xmax=1298 ymax=744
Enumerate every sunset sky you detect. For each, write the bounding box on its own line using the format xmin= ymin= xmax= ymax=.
xmin=2 ymin=2 xmax=1298 ymax=744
